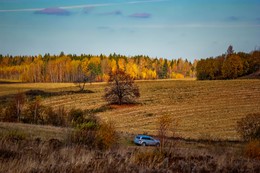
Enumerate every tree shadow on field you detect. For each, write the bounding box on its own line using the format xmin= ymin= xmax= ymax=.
xmin=0 ymin=89 xmax=94 ymax=105
xmin=25 ymin=89 xmax=94 ymax=98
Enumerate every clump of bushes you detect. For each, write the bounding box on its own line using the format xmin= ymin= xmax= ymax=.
xmin=96 ymin=121 xmax=118 ymax=150
xmin=237 ymin=113 xmax=260 ymax=141
xmin=67 ymin=108 xmax=86 ymax=126
xmin=70 ymin=115 xmax=118 ymax=150
xmin=70 ymin=120 xmax=98 ymax=148
xmin=0 ymin=92 xmax=118 ymax=150
xmin=45 ymin=106 xmax=67 ymax=126
xmin=237 ymin=113 xmax=260 ymax=160
xmin=2 ymin=101 xmax=19 ymax=122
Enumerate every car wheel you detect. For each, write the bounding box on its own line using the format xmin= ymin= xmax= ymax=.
xmin=142 ymin=142 xmax=146 ymax=146
xmin=156 ymin=143 xmax=160 ymax=147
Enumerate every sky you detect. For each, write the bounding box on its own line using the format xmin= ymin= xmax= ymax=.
xmin=0 ymin=0 xmax=260 ymax=61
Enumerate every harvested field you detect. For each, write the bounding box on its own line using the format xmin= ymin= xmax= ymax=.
xmin=98 ymin=80 xmax=260 ymax=141
xmin=1 ymin=79 xmax=260 ymax=141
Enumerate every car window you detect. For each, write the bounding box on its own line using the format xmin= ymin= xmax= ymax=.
xmin=143 ymin=137 xmax=152 ymax=140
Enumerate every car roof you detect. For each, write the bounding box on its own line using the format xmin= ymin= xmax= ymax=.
xmin=136 ymin=134 xmax=152 ymax=138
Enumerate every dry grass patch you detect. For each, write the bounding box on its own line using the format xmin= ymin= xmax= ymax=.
xmin=0 ymin=122 xmax=71 ymax=141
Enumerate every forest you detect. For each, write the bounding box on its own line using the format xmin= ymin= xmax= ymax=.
xmin=196 ymin=47 xmax=260 ymax=80
xmin=1 ymin=47 xmax=260 ymax=82
xmin=0 ymin=53 xmax=196 ymax=83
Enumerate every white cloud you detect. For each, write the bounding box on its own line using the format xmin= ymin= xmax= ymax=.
xmin=110 ymin=24 xmax=260 ymax=29
xmin=0 ymin=0 xmax=169 ymax=12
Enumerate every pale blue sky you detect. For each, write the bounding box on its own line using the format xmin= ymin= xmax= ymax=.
xmin=0 ymin=0 xmax=260 ymax=61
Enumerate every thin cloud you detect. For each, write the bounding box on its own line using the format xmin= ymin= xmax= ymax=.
xmin=100 ymin=10 xmax=122 ymax=16
xmin=0 ymin=0 xmax=168 ymax=13
xmin=227 ymin=16 xmax=240 ymax=21
xmin=97 ymin=26 xmax=115 ymax=33
xmin=83 ymin=6 xmax=95 ymax=14
xmin=97 ymin=26 xmax=110 ymax=30
xmin=127 ymin=0 xmax=168 ymax=4
xmin=0 ymin=8 xmax=43 ymax=12
xmin=106 ymin=24 xmax=260 ymax=29
xmin=129 ymin=13 xmax=151 ymax=18
xmin=35 ymin=8 xmax=70 ymax=16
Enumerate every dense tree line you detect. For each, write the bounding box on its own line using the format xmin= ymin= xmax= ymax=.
xmin=0 ymin=53 xmax=196 ymax=82
xmin=196 ymin=48 xmax=260 ymax=80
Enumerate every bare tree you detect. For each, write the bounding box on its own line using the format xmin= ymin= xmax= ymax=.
xmin=74 ymin=64 xmax=91 ymax=92
xmin=74 ymin=63 xmax=97 ymax=92
xmin=74 ymin=76 xmax=88 ymax=92
xmin=104 ymin=70 xmax=140 ymax=105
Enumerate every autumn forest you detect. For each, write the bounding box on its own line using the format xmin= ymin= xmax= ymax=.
xmin=0 ymin=53 xmax=196 ymax=83
xmin=1 ymin=48 xmax=260 ymax=83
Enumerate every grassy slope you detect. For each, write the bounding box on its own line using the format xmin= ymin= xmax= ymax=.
xmin=1 ymin=79 xmax=260 ymax=141
xmin=0 ymin=122 xmax=70 ymax=141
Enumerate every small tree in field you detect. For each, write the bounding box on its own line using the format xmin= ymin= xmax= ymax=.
xmin=104 ymin=70 xmax=140 ymax=105
xmin=157 ymin=114 xmax=172 ymax=151
xmin=73 ymin=64 xmax=89 ymax=92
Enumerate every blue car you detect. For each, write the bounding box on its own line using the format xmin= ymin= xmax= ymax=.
xmin=134 ymin=135 xmax=160 ymax=146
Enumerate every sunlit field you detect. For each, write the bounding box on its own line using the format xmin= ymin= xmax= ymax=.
xmin=1 ymin=79 xmax=260 ymax=141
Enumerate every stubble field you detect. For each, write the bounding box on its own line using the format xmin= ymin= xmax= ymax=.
xmin=1 ymin=79 xmax=260 ymax=141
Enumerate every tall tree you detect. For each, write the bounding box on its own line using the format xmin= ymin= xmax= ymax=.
xmin=222 ymin=54 xmax=243 ymax=79
xmin=226 ymin=45 xmax=234 ymax=56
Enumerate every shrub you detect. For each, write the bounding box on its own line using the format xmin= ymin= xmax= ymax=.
xmin=70 ymin=117 xmax=117 ymax=150
xmin=3 ymin=101 xmax=17 ymax=122
xmin=70 ymin=121 xmax=98 ymax=148
xmin=25 ymin=96 xmax=44 ymax=124
xmin=68 ymin=108 xmax=85 ymax=126
xmin=22 ymin=96 xmax=45 ymax=124
xmin=45 ymin=107 xmax=67 ymax=127
xmin=237 ymin=113 xmax=260 ymax=141
xmin=157 ymin=114 xmax=172 ymax=150
xmin=244 ymin=140 xmax=260 ymax=160
xmin=96 ymin=121 xmax=118 ymax=150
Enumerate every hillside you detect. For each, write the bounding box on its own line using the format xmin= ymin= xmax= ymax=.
xmin=1 ymin=79 xmax=259 ymax=141
xmin=196 ymin=50 xmax=260 ymax=80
